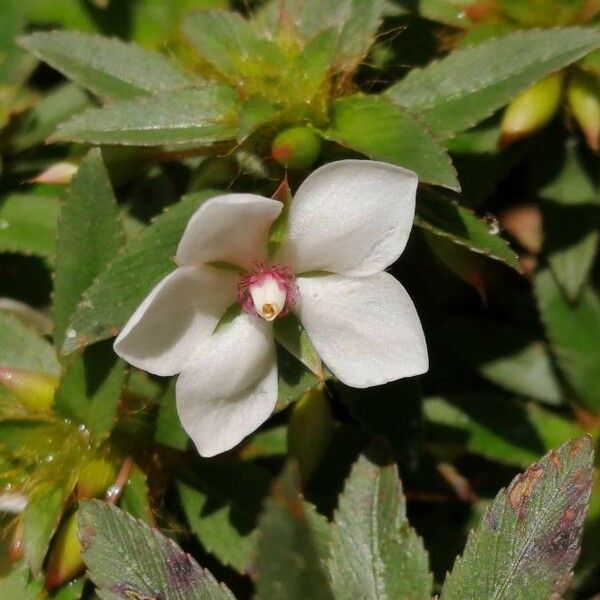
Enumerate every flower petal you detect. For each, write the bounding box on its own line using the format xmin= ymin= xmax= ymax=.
xmin=114 ymin=266 xmax=237 ymax=376
xmin=176 ymin=194 xmax=282 ymax=270
xmin=176 ymin=313 xmax=277 ymax=457
xmin=295 ymin=273 xmax=427 ymax=387
xmin=277 ymin=160 xmax=418 ymax=276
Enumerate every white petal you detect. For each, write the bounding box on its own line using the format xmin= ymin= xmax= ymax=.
xmin=114 ymin=266 xmax=237 ymax=376
xmin=295 ymin=273 xmax=428 ymax=388
xmin=277 ymin=160 xmax=418 ymax=276
xmin=176 ymin=314 xmax=277 ymax=457
xmin=176 ymin=194 xmax=282 ymax=270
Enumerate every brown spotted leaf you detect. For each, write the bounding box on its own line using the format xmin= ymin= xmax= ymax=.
xmin=440 ymin=436 xmax=594 ymax=600
xmin=78 ymin=500 xmax=235 ymax=600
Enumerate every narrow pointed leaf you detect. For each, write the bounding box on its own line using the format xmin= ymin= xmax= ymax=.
xmin=328 ymin=454 xmax=432 ymax=599
xmin=254 ymin=462 xmax=334 ymax=600
xmin=78 ymin=500 xmax=235 ymax=599
xmin=51 ymin=86 xmax=240 ymax=147
xmin=19 ymin=31 xmax=189 ymax=100
xmin=440 ymin=436 xmax=594 ymax=599
xmin=386 ymin=28 xmax=600 ymax=137
xmin=324 ymin=95 xmax=459 ymax=190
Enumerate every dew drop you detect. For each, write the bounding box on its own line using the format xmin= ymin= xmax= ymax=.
xmin=66 ymin=328 xmax=77 ymax=339
xmin=0 ymin=221 xmax=9 ymax=230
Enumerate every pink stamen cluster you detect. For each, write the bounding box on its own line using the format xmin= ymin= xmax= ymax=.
xmin=237 ymin=262 xmax=299 ymax=318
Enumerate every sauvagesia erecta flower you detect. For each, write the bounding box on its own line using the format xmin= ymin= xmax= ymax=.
xmin=114 ymin=160 xmax=428 ymax=456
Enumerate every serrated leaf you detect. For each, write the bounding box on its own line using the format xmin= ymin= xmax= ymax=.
xmin=0 ymin=194 xmax=59 ymax=262
xmin=178 ymin=460 xmax=271 ymax=572
xmin=386 ymin=28 xmax=600 ymax=137
xmin=534 ymin=268 xmax=600 ymax=411
xmin=78 ymin=500 xmax=235 ymax=600
xmin=254 ymin=462 xmax=334 ymax=600
xmin=53 ymin=341 xmax=126 ymax=443
xmin=440 ymin=436 xmax=594 ymax=600
xmin=328 ymin=453 xmax=432 ymax=599
xmin=424 ymin=394 xmax=583 ymax=468
xmin=416 ymin=190 xmax=520 ymax=270
xmin=444 ymin=317 xmax=563 ymax=405
xmin=155 ymin=380 xmax=188 ymax=451
xmin=62 ymin=190 xmax=217 ymax=353
xmin=19 ymin=31 xmax=189 ymax=100
xmin=53 ymin=148 xmax=125 ymax=351
xmin=183 ymin=11 xmax=285 ymax=80
xmin=0 ymin=312 xmax=60 ymax=376
xmin=119 ymin=464 xmax=153 ymax=524
xmin=324 ymin=95 xmax=459 ymax=190
xmin=539 ymin=139 xmax=600 ymax=301
xmin=51 ymin=86 xmax=240 ymax=147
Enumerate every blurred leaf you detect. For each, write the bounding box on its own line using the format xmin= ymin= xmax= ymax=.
xmin=20 ymin=32 xmax=189 ymax=102
xmin=417 ymin=0 xmax=471 ymax=27
xmin=0 ymin=561 xmax=44 ymax=599
xmin=11 ymin=83 xmax=92 ymax=152
xmin=50 ymin=577 xmax=86 ymax=599
xmin=0 ymin=312 xmax=60 ymax=376
xmin=416 ymin=190 xmax=520 ymax=270
xmin=53 ymin=148 xmax=125 ymax=351
xmin=23 ymin=482 xmax=70 ymax=575
xmin=0 ymin=0 xmax=36 ymax=87
xmin=440 ymin=436 xmax=594 ymax=599
xmin=274 ymin=313 xmax=322 ymax=377
xmin=539 ymin=139 xmax=600 ymax=301
xmin=535 ymin=269 xmax=600 ymax=411
xmin=119 ymin=464 xmax=153 ymax=524
xmin=51 ymin=86 xmax=240 ymax=147
xmin=324 ymin=95 xmax=459 ymax=190
xmin=78 ymin=500 xmax=235 ymax=599
xmin=63 ymin=190 xmax=217 ymax=353
xmin=386 ymin=28 xmax=600 ymax=137
xmin=155 ymin=380 xmax=188 ymax=451
xmin=183 ymin=11 xmax=285 ymax=80
xmin=328 ymin=453 xmax=432 ymax=599
xmin=424 ymin=394 xmax=583 ymax=467
xmin=0 ymin=194 xmax=59 ymax=262
xmin=277 ymin=346 xmax=319 ymax=406
xmin=54 ymin=341 xmax=126 ymax=443
xmin=254 ymin=462 xmax=334 ymax=600
xmin=444 ymin=317 xmax=564 ymax=405
xmin=178 ymin=460 xmax=271 ymax=572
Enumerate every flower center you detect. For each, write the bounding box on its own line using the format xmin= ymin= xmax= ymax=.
xmin=238 ymin=262 xmax=298 ymax=322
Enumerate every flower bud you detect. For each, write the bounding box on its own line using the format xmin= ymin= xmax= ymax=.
xmin=288 ymin=384 xmax=334 ymax=483
xmin=272 ymin=126 xmax=322 ymax=170
xmin=500 ymin=73 xmax=563 ymax=147
xmin=77 ymin=457 xmax=117 ymax=500
xmin=29 ymin=161 xmax=78 ymax=185
xmin=45 ymin=512 xmax=84 ymax=590
xmin=567 ymin=70 xmax=600 ymax=152
xmin=0 ymin=367 xmax=58 ymax=413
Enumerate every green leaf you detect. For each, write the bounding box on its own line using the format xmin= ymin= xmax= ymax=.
xmin=0 ymin=312 xmax=60 ymax=376
xmin=0 ymin=562 xmax=44 ymax=600
xmin=119 ymin=464 xmax=153 ymax=524
xmin=443 ymin=317 xmax=563 ymax=405
xmin=183 ymin=11 xmax=285 ymax=80
xmin=386 ymin=28 xmax=600 ymax=137
xmin=53 ymin=341 xmax=126 ymax=443
xmin=277 ymin=346 xmax=319 ymax=406
xmin=324 ymin=95 xmax=459 ymax=190
xmin=254 ymin=462 xmax=334 ymax=600
xmin=329 ymin=453 xmax=432 ymax=599
xmin=178 ymin=460 xmax=271 ymax=573
xmin=51 ymin=86 xmax=240 ymax=147
xmin=539 ymin=139 xmax=600 ymax=301
xmin=53 ymin=148 xmax=125 ymax=351
xmin=0 ymin=194 xmax=59 ymax=261
xmin=424 ymin=394 xmax=583 ymax=468
xmin=11 ymin=83 xmax=92 ymax=152
xmin=78 ymin=500 xmax=235 ymax=599
xmin=19 ymin=31 xmax=189 ymax=100
xmin=155 ymin=380 xmax=188 ymax=451
xmin=534 ymin=268 xmax=600 ymax=411
xmin=274 ymin=313 xmax=322 ymax=377
xmin=62 ymin=190 xmax=216 ymax=353
xmin=440 ymin=436 xmax=594 ymax=599
xmin=416 ymin=190 xmax=520 ymax=270
xmin=23 ymin=482 xmax=68 ymax=575
xmin=417 ymin=0 xmax=472 ymax=27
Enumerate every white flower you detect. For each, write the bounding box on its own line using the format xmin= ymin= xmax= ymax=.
xmin=114 ymin=160 xmax=428 ymax=456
